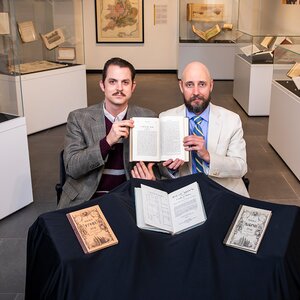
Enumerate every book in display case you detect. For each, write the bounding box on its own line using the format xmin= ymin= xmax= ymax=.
xmin=0 ymin=0 xmax=87 ymax=134
xmin=267 ymin=44 xmax=300 ymax=180
xmin=178 ymin=0 xmax=240 ymax=80
xmin=233 ymin=31 xmax=300 ymax=116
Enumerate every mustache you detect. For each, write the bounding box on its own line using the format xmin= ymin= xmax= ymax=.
xmin=190 ymin=95 xmax=205 ymax=101
xmin=113 ymin=91 xmax=126 ymax=96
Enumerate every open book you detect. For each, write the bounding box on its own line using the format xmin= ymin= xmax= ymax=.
xmin=192 ymin=24 xmax=221 ymax=41
xmin=224 ymin=205 xmax=272 ymax=254
xmin=130 ymin=116 xmax=189 ymax=162
xmin=135 ymin=182 xmax=207 ymax=234
xmin=287 ymin=62 xmax=300 ymax=78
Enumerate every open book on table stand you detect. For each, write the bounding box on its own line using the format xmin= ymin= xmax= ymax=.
xmin=130 ymin=116 xmax=189 ymax=162
xmin=135 ymin=182 xmax=207 ymax=234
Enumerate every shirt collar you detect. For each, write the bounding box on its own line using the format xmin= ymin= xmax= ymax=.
xmin=186 ymin=103 xmax=210 ymax=123
xmin=103 ymin=102 xmax=128 ymax=123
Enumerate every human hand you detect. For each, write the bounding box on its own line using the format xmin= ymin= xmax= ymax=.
xmin=183 ymin=135 xmax=210 ymax=163
xmin=131 ymin=161 xmax=156 ymax=180
xmin=106 ymin=119 xmax=134 ymax=146
xmin=162 ymin=158 xmax=185 ymax=170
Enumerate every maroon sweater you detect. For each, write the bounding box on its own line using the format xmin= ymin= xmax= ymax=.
xmin=95 ymin=117 xmax=126 ymax=196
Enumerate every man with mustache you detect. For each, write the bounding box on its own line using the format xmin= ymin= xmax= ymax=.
xmin=159 ymin=61 xmax=249 ymax=197
xmin=58 ymin=57 xmax=156 ymax=209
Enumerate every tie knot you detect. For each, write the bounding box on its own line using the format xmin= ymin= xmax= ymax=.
xmin=193 ymin=115 xmax=202 ymax=125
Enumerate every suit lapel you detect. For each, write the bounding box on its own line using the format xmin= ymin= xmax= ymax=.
xmin=90 ymin=102 xmax=106 ymax=142
xmin=207 ymin=104 xmax=222 ymax=152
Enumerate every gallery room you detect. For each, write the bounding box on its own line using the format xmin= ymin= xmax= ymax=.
xmin=0 ymin=0 xmax=300 ymax=299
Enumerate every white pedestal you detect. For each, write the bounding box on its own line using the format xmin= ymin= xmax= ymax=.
xmin=21 ymin=64 xmax=87 ymax=134
xmin=0 ymin=64 xmax=87 ymax=135
xmin=178 ymin=43 xmax=236 ymax=80
xmin=233 ymin=54 xmax=273 ymax=116
xmin=0 ymin=116 xmax=33 ymax=219
xmin=267 ymin=81 xmax=300 ymax=180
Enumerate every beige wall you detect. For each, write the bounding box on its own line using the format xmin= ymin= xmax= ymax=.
xmin=83 ymin=0 xmax=178 ymax=70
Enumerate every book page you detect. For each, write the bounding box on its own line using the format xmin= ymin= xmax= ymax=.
xmin=287 ymin=63 xmax=300 ymax=78
xmin=17 ymin=21 xmax=37 ymax=43
xmin=205 ymin=24 xmax=221 ymax=40
xmin=240 ymin=44 xmax=261 ymax=56
xmin=130 ymin=117 xmax=160 ymax=162
xmin=160 ymin=116 xmax=189 ymax=161
xmin=134 ymin=188 xmax=169 ymax=233
xmin=169 ymin=182 xmax=207 ymax=234
xmin=141 ymin=184 xmax=173 ymax=232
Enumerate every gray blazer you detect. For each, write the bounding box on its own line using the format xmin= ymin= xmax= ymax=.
xmin=58 ymin=102 xmax=156 ymax=208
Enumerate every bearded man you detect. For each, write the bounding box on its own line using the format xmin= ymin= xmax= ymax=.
xmin=158 ymin=61 xmax=249 ymax=197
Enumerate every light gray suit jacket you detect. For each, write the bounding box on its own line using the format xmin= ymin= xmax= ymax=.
xmin=58 ymin=102 xmax=156 ymax=208
xmin=159 ymin=103 xmax=249 ymax=197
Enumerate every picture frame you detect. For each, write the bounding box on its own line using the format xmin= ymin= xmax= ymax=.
xmin=95 ymin=0 xmax=144 ymax=43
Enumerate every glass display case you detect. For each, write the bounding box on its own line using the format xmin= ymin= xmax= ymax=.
xmin=0 ymin=0 xmax=34 ymax=219
xmin=0 ymin=0 xmax=87 ymax=134
xmin=268 ymin=44 xmax=300 ymax=180
xmin=233 ymin=33 xmax=300 ymax=116
xmin=235 ymin=31 xmax=300 ymax=64
xmin=179 ymin=0 xmax=239 ymax=43
xmin=178 ymin=0 xmax=240 ymax=79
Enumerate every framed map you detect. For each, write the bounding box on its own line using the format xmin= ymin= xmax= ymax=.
xmin=95 ymin=0 xmax=144 ymax=43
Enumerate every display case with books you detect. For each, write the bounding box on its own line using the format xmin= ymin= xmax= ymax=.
xmin=233 ymin=32 xmax=300 ymax=116
xmin=178 ymin=0 xmax=240 ymax=79
xmin=0 ymin=0 xmax=87 ymax=134
xmin=267 ymin=44 xmax=300 ymax=180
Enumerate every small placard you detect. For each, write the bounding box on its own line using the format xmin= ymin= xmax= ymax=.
xmin=58 ymin=47 xmax=76 ymax=60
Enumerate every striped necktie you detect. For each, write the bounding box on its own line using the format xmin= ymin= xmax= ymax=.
xmin=192 ymin=115 xmax=204 ymax=173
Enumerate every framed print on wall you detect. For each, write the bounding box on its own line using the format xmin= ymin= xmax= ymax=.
xmin=95 ymin=0 xmax=144 ymax=43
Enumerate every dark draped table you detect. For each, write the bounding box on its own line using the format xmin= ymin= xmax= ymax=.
xmin=25 ymin=173 xmax=300 ymax=300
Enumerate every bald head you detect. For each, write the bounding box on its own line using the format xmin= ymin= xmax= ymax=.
xmin=181 ymin=61 xmax=212 ymax=82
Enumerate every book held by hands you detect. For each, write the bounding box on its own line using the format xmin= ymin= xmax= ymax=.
xmin=135 ymin=182 xmax=207 ymax=234
xmin=224 ymin=205 xmax=272 ymax=253
xmin=67 ymin=205 xmax=118 ymax=254
xmin=130 ymin=116 xmax=189 ymax=162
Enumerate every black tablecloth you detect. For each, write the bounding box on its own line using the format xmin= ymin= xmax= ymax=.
xmin=25 ymin=173 xmax=300 ymax=300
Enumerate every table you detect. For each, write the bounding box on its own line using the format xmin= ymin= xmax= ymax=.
xmin=25 ymin=174 xmax=300 ymax=300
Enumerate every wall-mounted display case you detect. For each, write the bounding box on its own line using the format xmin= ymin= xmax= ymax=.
xmin=233 ymin=32 xmax=300 ymax=116
xmin=268 ymin=44 xmax=300 ymax=180
xmin=178 ymin=0 xmax=239 ymax=79
xmin=0 ymin=0 xmax=87 ymax=134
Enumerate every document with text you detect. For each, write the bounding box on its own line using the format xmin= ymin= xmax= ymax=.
xmin=130 ymin=116 xmax=189 ymax=162
xmin=135 ymin=182 xmax=207 ymax=234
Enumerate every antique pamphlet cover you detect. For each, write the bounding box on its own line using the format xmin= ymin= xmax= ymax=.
xmin=41 ymin=28 xmax=65 ymax=50
xmin=67 ymin=205 xmax=118 ymax=254
xmin=224 ymin=205 xmax=272 ymax=253
xmin=187 ymin=3 xmax=224 ymax=22
xmin=17 ymin=21 xmax=38 ymax=43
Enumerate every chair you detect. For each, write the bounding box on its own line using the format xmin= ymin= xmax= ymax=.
xmin=242 ymin=176 xmax=250 ymax=191
xmin=55 ymin=150 xmax=66 ymax=204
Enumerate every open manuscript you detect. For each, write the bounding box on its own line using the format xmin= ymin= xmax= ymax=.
xmin=130 ymin=116 xmax=189 ymax=162
xmin=192 ymin=24 xmax=221 ymax=41
xmin=135 ymin=182 xmax=207 ymax=234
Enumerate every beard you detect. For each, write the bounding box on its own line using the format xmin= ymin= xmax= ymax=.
xmin=184 ymin=93 xmax=211 ymax=114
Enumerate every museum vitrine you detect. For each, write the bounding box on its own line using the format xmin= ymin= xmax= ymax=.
xmin=178 ymin=0 xmax=239 ymax=79
xmin=267 ymin=44 xmax=300 ymax=180
xmin=0 ymin=0 xmax=87 ymax=134
xmin=233 ymin=33 xmax=300 ymax=115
